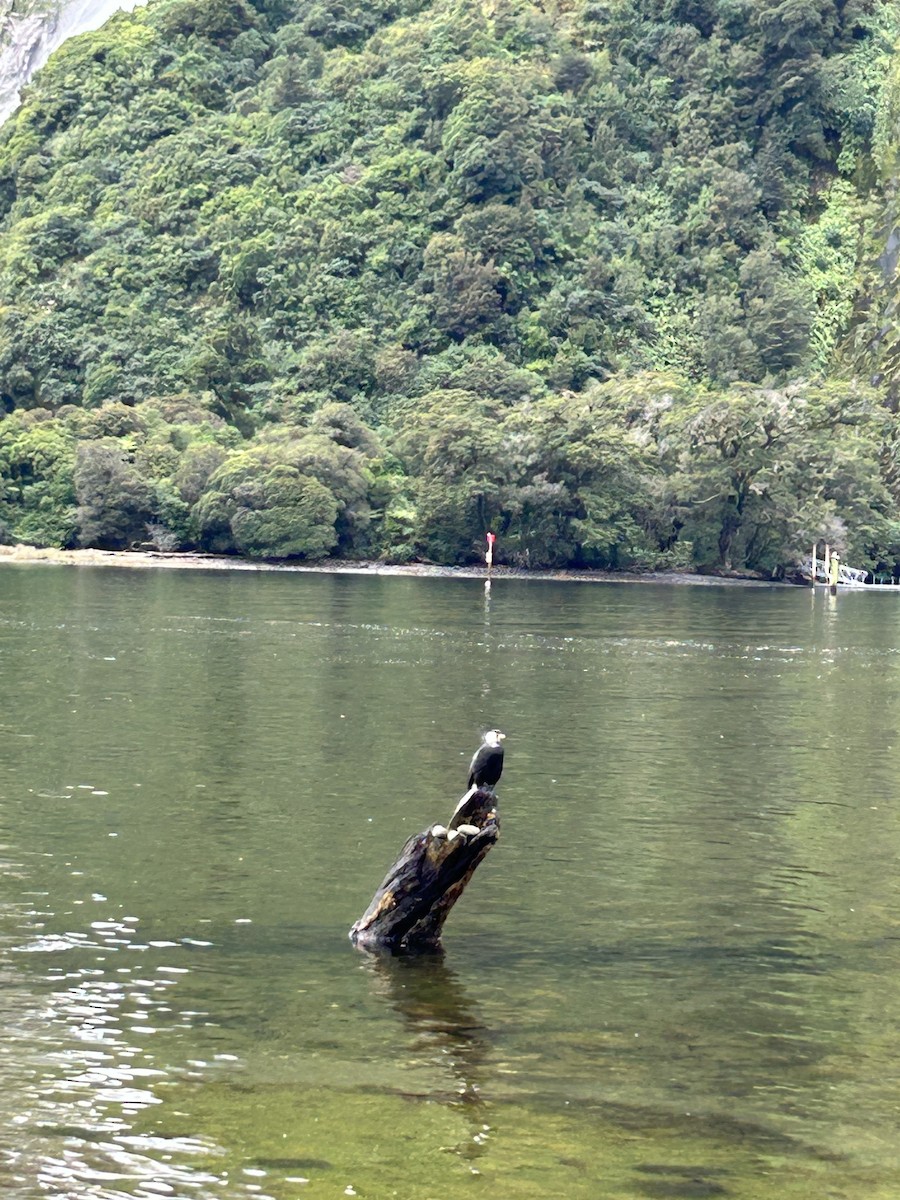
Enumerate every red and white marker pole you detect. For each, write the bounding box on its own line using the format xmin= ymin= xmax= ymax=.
xmin=486 ymin=531 xmax=496 ymax=575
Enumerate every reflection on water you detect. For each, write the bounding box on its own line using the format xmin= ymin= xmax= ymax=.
xmin=3 ymin=566 xmax=900 ymax=1197
xmin=359 ymin=954 xmax=493 ymax=1166
xmin=362 ymin=953 xmax=490 ymax=1102
xmin=0 ymin=900 xmax=231 ymax=1195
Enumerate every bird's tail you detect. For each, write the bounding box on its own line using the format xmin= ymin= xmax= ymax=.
xmin=449 ymin=784 xmax=479 ymax=826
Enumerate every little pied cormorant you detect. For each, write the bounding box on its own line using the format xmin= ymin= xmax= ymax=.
xmin=467 ymin=729 xmax=506 ymax=790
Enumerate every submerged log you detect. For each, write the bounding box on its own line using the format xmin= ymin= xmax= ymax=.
xmin=349 ymin=786 xmax=500 ymax=954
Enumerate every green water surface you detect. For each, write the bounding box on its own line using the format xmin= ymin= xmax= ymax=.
xmin=2 ymin=565 xmax=900 ymax=1199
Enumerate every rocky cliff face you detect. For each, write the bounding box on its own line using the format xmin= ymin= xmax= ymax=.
xmin=0 ymin=0 xmax=142 ymax=124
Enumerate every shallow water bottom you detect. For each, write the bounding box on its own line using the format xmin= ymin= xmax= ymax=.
xmin=20 ymin=1079 xmax=892 ymax=1200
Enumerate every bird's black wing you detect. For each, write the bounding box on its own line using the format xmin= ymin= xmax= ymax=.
xmin=467 ymin=744 xmax=488 ymax=789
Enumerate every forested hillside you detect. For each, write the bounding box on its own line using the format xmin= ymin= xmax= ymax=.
xmin=1 ymin=0 xmax=899 ymax=574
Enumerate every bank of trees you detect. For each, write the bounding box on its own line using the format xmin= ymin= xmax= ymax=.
xmin=4 ymin=376 xmax=898 ymax=574
xmin=1 ymin=0 xmax=900 ymax=574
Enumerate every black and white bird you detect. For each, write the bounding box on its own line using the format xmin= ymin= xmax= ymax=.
xmin=467 ymin=729 xmax=506 ymax=791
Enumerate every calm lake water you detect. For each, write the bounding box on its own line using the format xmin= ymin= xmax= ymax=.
xmin=2 ymin=564 xmax=900 ymax=1199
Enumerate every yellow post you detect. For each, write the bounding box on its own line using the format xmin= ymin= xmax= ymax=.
xmin=829 ymin=551 xmax=840 ymax=594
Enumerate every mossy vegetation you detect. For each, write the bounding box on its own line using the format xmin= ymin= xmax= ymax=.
xmin=1 ymin=0 xmax=900 ymax=574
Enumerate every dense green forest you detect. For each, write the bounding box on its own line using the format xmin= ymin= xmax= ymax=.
xmin=0 ymin=0 xmax=899 ymax=574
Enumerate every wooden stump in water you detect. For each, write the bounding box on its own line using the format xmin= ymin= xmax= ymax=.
xmin=349 ymin=787 xmax=500 ymax=954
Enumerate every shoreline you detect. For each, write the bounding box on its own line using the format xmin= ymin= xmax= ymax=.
xmin=0 ymin=543 xmax=788 ymax=587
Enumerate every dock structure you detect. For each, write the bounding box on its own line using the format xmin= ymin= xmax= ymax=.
xmin=808 ymin=542 xmax=899 ymax=590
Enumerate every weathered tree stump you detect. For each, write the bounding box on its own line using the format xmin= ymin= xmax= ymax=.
xmin=349 ymin=787 xmax=500 ymax=954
